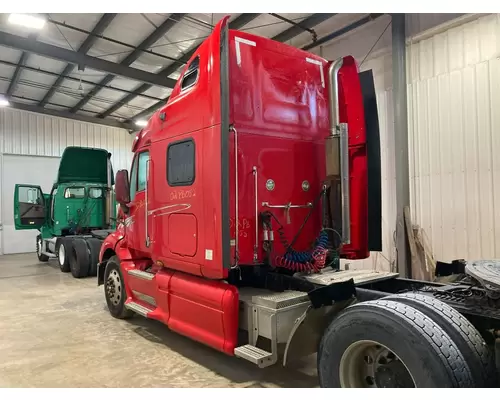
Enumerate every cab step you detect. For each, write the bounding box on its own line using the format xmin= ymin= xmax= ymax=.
xmin=234 ymin=345 xmax=275 ymax=368
xmin=128 ymin=269 xmax=154 ymax=280
xmin=125 ymin=301 xmax=155 ymax=317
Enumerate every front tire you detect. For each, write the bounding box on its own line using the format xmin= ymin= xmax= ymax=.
xmin=104 ymin=256 xmax=133 ymax=319
xmin=36 ymin=235 xmax=49 ymax=262
xmin=318 ymin=299 xmax=473 ymax=388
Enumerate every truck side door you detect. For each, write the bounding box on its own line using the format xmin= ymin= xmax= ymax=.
xmin=13 ymin=184 xmax=46 ymax=230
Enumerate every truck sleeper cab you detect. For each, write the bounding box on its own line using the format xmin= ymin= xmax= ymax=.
xmin=98 ymin=17 xmax=485 ymax=388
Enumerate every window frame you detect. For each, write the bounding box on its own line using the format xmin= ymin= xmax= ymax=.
xmin=180 ymin=55 xmax=200 ymax=93
xmin=88 ymin=187 xmax=104 ymax=199
xmin=136 ymin=151 xmax=150 ymax=193
xmin=64 ymin=186 xmax=85 ymax=199
xmin=167 ymin=138 xmax=196 ymax=187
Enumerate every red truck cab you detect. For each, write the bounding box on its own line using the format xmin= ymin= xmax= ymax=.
xmin=98 ymin=16 xmax=381 ymax=360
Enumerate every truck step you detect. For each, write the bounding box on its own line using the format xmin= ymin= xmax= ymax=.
xmin=125 ymin=301 xmax=155 ymax=317
xmin=128 ymin=269 xmax=154 ymax=280
xmin=234 ymin=345 xmax=275 ymax=368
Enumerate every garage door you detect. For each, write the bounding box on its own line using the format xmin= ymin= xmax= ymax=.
xmin=1 ymin=154 xmax=61 ymax=254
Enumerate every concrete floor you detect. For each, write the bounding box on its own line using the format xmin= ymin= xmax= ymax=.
xmin=0 ymin=253 xmax=318 ymax=388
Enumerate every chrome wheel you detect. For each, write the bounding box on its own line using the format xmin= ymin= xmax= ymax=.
xmin=339 ymin=340 xmax=416 ymax=388
xmin=106 ymin=269 xmax=122 ymax=306
xmin=58 ymin=245 xmax=65 ymax=265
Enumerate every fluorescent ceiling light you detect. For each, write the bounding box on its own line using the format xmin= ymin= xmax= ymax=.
xmin=135 ymin=120 xmax=148 ymax=127
xmin=0 ymin=98 xmax=10 ymax=107
xmin=8 ymin=13 xmax=46 ymax=30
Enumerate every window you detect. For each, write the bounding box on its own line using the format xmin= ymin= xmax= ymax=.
xmin=137 ymin=152 xmax=150 ymax=192
xmin=64 ymin=187 xmax=85 ymax=199
xmin=18 ymin=186 xmax=43 ymax=204
xmin=89 ymin=188 xmax=103 ymax=199
xmin=181 ymin=56 xmax=199 ymax=91
xmin=129 ymin=156 xmax=138 ymax=200
xmin=167 ymin=139 xmax=195 ymax=186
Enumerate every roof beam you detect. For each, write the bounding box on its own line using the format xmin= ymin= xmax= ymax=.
xmin=126 ymin=13 xmax=334 ymax=123
xmin=302 ymin=13 xmax=384 ymax=51
xmin=6 ymin=33 xmax=37 ymax=97
xmin=38 ymin=13 xmax=117 ymax=107
xmin=99 ymin=13 xmax=261 ymax=119
xmin=69 ymin=13 xmax=186 ymax=113
xmin=0 ymin=59 xmax=163 ymax=101
xmin=0 ymin=30 xmax=176 ymax=88
xmin=7 ymin=100 xmax=135 ymax=130
xmin=271 ymin=13 xmax=335 ymax=43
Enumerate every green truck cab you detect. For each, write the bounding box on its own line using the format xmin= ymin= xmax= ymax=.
xmin=13 ymin=146 xmax=117 ymax=278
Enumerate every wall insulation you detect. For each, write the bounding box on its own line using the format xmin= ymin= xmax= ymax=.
xmin=0 ymin=108 xmax=134 ymax=254
xmin=313 ymin=13 xmax=498 ymax=271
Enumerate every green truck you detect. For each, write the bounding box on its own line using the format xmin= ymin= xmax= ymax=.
xmin=13 ymin=146 xmax=117 ymax=278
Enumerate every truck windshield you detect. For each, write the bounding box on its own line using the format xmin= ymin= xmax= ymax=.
xmin=64 ymin=187 xmax=85 ymax=199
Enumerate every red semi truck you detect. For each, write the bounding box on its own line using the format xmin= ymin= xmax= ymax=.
xmin=96 ymin=16 xmax=500 ymax=388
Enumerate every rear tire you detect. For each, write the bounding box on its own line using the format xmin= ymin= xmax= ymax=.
xmin=56 ymin=238 xmax=72 ymax=272
xmin=318 ymin=299 xmax=473 ymax=388
xmin=104 ymin=256 xmax=133 ymax=319
xmin=36 ymin=235 xmax=49 ymax=262
xmin=384 ymin=292 xmax=496 ymax=387
xmin=86 ymin=238 xmax=102 ymax=277
xmin=70 ymin=238 xmax=90 ymax=278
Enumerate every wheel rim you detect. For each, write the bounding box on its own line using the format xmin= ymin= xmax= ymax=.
xmin=106 ymin=270 xmax=122 ymax=306
xmin=59 ymin=245 xmax=65 ymax=265
xmin=37 ymin=238 xmax=42 ymax=256
xmin=339 ymin=340 xmax=416 ymax=388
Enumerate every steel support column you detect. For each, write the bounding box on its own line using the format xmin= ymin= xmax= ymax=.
xmin=392 ymin=14 xmax=411 ymax=278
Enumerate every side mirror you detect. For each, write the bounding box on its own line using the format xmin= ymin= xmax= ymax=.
xmin=115 ymin=170 xmax=130 ymax=208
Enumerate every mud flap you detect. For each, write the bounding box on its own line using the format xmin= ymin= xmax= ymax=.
xmin=97 ymin=261 xmax=106 ymax=286
xmin=283 ymin=298 xmax=355 ymax=366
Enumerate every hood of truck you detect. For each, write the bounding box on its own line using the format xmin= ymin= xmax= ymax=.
xmin=57 ymin=146 xmax=114 ymax=185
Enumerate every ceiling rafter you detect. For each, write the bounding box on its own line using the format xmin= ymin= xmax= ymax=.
xmin=69 ymin=13 xmax=187 ymax=114
xmin=0 ymin=30 xmax=177 ymax=87
xmin=0 ymin=59 xmax=163 ymax=102
xmin=38 ymin=13 xmax=117 ymax=107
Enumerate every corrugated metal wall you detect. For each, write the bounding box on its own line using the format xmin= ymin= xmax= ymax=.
xmin=313 ymin=14 xmax=498 ymax=271
xmin=0 ymin=108 xmax=133 ymax=171
xmin=407 ymin=13 xmax=500 ymax=262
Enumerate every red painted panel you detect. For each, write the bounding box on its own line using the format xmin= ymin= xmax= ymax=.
xmin=167 ymin=271 xmax=239 ymax=355
xmin=168 ymin=213 xmax=198 ymax=256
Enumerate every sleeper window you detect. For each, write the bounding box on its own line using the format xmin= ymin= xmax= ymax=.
xmin=167 ymin=139 xmax=195 ymax=186
xmin=181 ymin=56 xmax=199 ymax=91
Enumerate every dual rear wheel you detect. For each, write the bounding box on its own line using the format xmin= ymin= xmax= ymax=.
xmin=318 ymin=295 xmax=495 ymax=388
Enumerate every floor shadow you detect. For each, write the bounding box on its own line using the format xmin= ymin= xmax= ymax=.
xmin=125 ymin=316 xmax=318 ymax=388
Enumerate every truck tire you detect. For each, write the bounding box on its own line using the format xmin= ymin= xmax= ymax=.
xmin=36 ymin=235 xmax=49 ymax=262
xmin=85 ymin=238 xmax=102 ymax=277
xmin=383 ymin=292 xmax=496 ymax=387
xmin=318 ymin=299 xmax=473 ymax=388
xmin=70 ymin=238 xmax=90 ymax=278
xmin=55 ymin=238 xmax=72 ymax=272
xmin=104 ymin=256 xmax=133 ymax=319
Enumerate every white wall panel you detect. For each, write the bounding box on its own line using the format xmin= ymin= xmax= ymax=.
xmin=0 ymin=108 xmax=134 ymax=254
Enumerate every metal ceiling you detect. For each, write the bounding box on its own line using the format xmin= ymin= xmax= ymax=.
xmin=0 ymin=13 xmax=379 ymax=131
